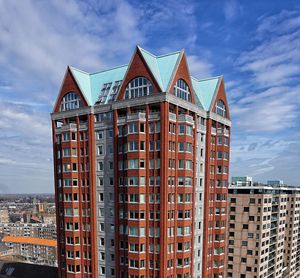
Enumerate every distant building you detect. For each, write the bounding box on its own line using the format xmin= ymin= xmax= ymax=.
xmin=1 ymin=236 xmax=57 ymax=267
xmin=267 ymin=180 xmax=284 ymax=187
xmin=0 ymin=245 xmax=13 ymax=259
xmin=30 ymin=215 xmax=42 ymax=224
xmin=0 ymin=210 xmax=9 ymax=224
xmin=0 ymin=223 xmax=57 ymax=240
xmin=227 ymin=177 xmax=300 ymax=278
xmin=41 ymin=214 xmax=56 ymax=225
xmin=231 ymin=176 xmax=252 ymax=187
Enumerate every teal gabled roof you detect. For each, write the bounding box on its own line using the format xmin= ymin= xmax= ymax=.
xmin=70 ymin=65 xmax=128 ymax=105
xmin=90 ymin=65 xmax=128 ymax=104
xmin=138 ymin=46 xmax=181 ymax=92
xmin=192 ymin=76 xmax=221 ymax=111
xmin=67 ymin=46 xmax=221 ymax=111
xmin=70 ymin=67 xmax=92 ymax=104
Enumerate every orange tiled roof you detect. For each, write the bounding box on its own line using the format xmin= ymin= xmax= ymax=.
xmin=2 ymin=236 xmax=57 ymax=247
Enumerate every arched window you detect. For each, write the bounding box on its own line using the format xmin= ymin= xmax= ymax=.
xmin=60 ymin=92 xmax=82 ymax=111
xmin=125 ymin=77 xmax=153 ymax=99
xmin=215 ymin=100 xmax=226 ymax=117
xmin=173 ymin=79 xmax=191 ymax=101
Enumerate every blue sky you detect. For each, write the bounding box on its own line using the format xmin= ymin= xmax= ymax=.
xmin=0 ymin=0 xmax=299 ymax=193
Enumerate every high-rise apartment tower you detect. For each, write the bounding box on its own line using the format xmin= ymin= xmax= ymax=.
xmin=51 ymin=46 xmax=231 ymax=278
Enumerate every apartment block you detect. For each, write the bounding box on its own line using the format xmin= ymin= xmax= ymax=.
xmin=0 ymin=223 xmax=57 ymax=240
xmin=1 ymin=236 xmax=57 ymax=266
xmin=227 ymin=177 xmax=300 ymax=278
xmin=51 ymin=46 xmax=231 ymax=278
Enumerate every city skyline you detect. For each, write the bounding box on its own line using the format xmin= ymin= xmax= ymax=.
xmin=0 ymin=0 xmax=300 ymax=193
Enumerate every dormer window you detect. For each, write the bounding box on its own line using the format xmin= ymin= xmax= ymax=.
xmin=174 ymin=79 xmax=191 ymax=101
xmin=215 ymin=100 xmax=226 ymax=117
xmin=60 ymin=92 xmax=82 ymax=111
xmin=125 ymin=77 xmax=153 ymax=99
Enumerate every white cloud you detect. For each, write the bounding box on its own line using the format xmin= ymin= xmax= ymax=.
xmin=228 ymin=10 xmax=300 ymax=185
xmin=0 ymin=0 xmax=143 ymax=93
xmin=257 ymin=10 xmax=300 ymax=35
xmin=0 ymin=101 xmax=53 ymax=193
xmin=231 ymin=87 xmax=299 ymax=132
xmin=187 ymin=55 xmax=213 ymax=78
xmin=231 ymin=11 xmax=300 ymax=132
xmin=0 ymin=0 xmax=144 ymax=193
xmin=230 ymin=133 xmax=298 ymax=183
xmin=224 ymin=0 xmax=241 ymax=22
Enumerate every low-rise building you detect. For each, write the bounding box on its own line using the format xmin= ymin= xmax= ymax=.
xmin=1 ymin=236 xmax=57 ymax=267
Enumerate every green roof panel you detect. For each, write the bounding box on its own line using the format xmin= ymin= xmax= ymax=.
xmin=192 ymin=76 xmax=221 ymax=111
xmin=70 ymin=67 xmax=92 ymax=105
xmin=157 ymin=52 xmax=181 ymax=91
xmin=138 ymin=47 xmax=163 ymax=91
xmin=70 ymin=65 xmax=128 ymax=105
xmin=90 ymin=65 xmax=128 ymax=104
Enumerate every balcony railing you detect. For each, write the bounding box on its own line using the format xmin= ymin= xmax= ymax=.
xmin=117 ymin=112 xmax=146 ymax=124
xmin=178 ymin=114 xmax=194 ymax=124
xmin=169 ymin=112 xmax=176 ymax=122
xmin=57 ymin=123 xmax=77 ymax=131
xmin=149 ymin=112 xmax=160 ymax=120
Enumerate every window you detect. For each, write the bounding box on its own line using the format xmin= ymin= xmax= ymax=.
xmin=60 ymin=92 xmax=82 ymax=111
xmin=215 ymin=99 xmax=226 ymax=117
xmin=125 ymin=77 xmax=153 ymax=99
xmin=128 ymin=123 xmax=138 ymax=134
xmin=186 ymin=125 xmax=193 ymax=136
xmin=173 ymin=79 xmax=191 ymax=101
xmin=179 ymin=125 xmax=185 ymax=134
xmin=128 ymin=159 xmax=138 ymax=169
xmin=186 ymin=160 xmax=192 ymax=170
xmin=97 ymin=82 xmax=112 ymax=103
xmin=108 ymin=80 xmax=122 ymax=102
xmin=178 ymin=160 xmax=184 ymax=169
xmin=128 ymin=141 xmax=139 ymax=151
xmin=186 ymin=142 xmax=192 ymax=152
xmin=178 ymin=142 xmax=184 ymax=152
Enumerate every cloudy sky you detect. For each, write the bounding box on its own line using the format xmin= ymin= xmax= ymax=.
xmin=0 ymin=0 xmax=299 ymax=193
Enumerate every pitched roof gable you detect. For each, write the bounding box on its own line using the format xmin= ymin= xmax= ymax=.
xmin=138 ymin=46 xmax=181 ymax=92
xmin=69 ymin=67 xmax=92 ymax=105
xmin=192 ymin=76 xmax=222 ymax=111
xmin=70 ymin=65 xmax=128 ymax=105
xmin=64 ymin=46 xmax=223 ymax=111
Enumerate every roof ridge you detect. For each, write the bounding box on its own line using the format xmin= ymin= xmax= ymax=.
xmin=138 ymin=47 xmax=164 ymax=91
xmin=90 ymin=64 xmax=128 ymax=76
xmin=69 ymin=66 xmax=90 ymax=75
xmin=137 ymin=46 xmax=157 ymax=58
xmin=70 ymin=64 xmax=128 ymax=76
xmin=157 ymin=50 xmax=182 ymax=58
xmin=138 ymin=45 xmax=182 ymax=59
xmin=191 ymin=75 xmax=222 ymax=82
